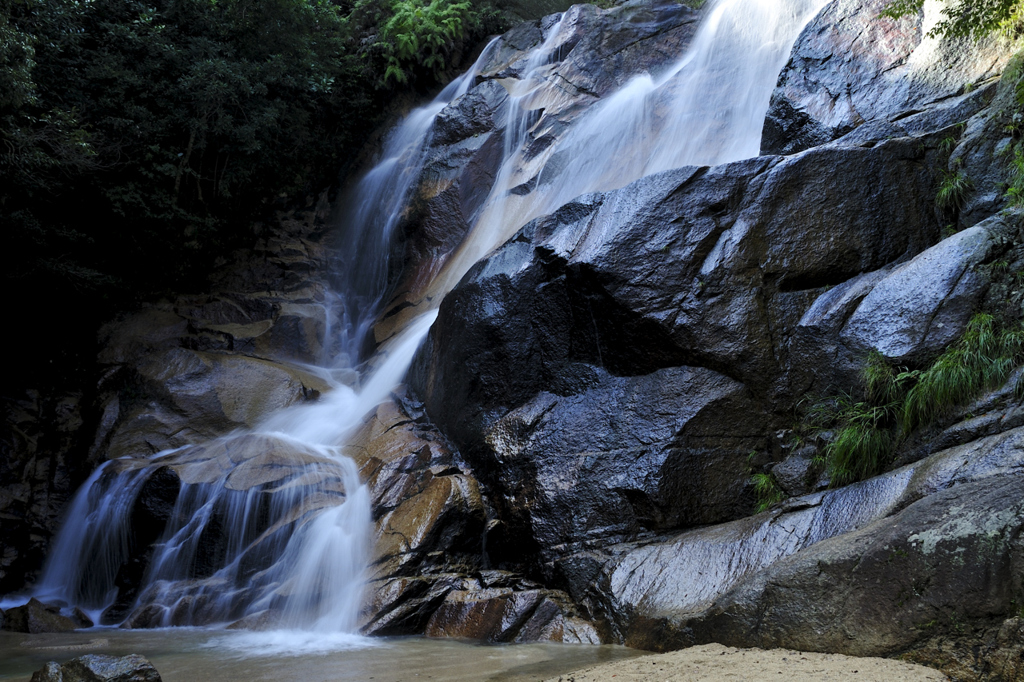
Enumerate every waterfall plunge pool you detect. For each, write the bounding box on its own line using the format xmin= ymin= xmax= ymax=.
xmin=0 ymin=630 xmax=643 ymax=681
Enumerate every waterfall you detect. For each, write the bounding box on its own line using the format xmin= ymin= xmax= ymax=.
xmin=19 ymin=0 xmax=827 ymax=636
xmin=25 ymin=48 xmax=489 ymax=632
xmin=423 ymin=0 xmax=829 ymax=303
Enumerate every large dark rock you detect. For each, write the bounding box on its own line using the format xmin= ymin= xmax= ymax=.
xmin=412 ymin=133 xmax=962 ymax=575
xmin=1 ymin=598 xmax=80 ymax=634
xmin=556 ymin=428 xmax=1022 ymax=646
xmin=30 ymin=654 xmax=161 ymax=682
xmin=675 ymin=475 xmax=1024 ymax=663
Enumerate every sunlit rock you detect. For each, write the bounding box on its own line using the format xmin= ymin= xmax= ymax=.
xmin=761 ymin=0 xmax=1012 ymax=155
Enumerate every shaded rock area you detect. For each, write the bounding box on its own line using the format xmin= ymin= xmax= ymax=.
xmin=30 ymin=654 xmax=161 ymax=682
xmin=92 ymin=201 xmax=340 ymax=463
xmin=0 ymin=199 xmax=339 ymax=591
xmin=0 ymin=392 xmax=90 ymax=594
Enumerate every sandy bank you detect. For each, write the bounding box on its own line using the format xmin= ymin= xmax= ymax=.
xmin=543 ymin=643 xmax=947 ymax=681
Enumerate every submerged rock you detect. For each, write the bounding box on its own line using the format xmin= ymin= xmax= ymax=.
xmin=30 ymin=654 xmax=161 ymax=682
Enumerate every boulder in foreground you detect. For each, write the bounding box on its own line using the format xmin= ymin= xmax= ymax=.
xmin=30 ymin=654 xmax=161 ymax=682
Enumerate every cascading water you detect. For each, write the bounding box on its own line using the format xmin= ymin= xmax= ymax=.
xmin=423 ymin=0 xmax=830 ymax=303
xmin=16 ymin=0 xmax=827 ymax=640
xmin=22 ymin=50 xmax=491 ymax=633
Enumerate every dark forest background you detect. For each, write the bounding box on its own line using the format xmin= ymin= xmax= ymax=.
xmin=0 ymin=0 xmax=531 ymax=389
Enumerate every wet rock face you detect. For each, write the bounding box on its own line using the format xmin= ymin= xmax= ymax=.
xmin=404 ymin=0 xmax=1022 ymax=656
xmin=348 ymin=396 xmax=487 ymax=584
xmin=680 ymin=475 xmax=1024 ymax=657
xmin=561 ymin=428 xmax=1022 ymax=645
xmin=412 ymin=134 xmax=1001 ymax=572
xmin=384 ymin=0 xmax=702 ymax=329
xmin=761 ymin=0 xmax=1011 ymax=156
xmin=98 ymin=434 xmax=354 ymax=627
xmin=326 ymin=392 xmax=592 ymax=643
xmin=30 ymin=654 xmax=162 ymax=682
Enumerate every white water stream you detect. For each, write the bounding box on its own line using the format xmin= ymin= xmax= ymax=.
xmin=12 ymin=0 xmax=828 ymax=642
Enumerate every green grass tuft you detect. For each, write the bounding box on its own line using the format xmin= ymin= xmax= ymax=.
xmin=824 ymin=399 xmax=898 ymax=486
xmin=1007 ymin=148 xmax=1024 ymax=207
xmin=936 ymin=168 xmax=974 ymax=212
xmin=751 ymin=473 xmax=785 ymax=512
xmin=807 ymin=314 xmax=1023 ymax=488
xmin=902 ymin=314 xmax=1024 ymax=431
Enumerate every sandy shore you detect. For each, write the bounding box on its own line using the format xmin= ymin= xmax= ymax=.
xmin=543 ymin=643 xmax=948 ymax=682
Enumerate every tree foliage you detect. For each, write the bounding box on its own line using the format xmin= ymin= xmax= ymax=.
xmin=0 ymin=0 xmax=506 ymax=386
xmin=880 ymin=0 xmax=1024 ymax=40
xmin=380 ymin=0 xmax=477 ymax=83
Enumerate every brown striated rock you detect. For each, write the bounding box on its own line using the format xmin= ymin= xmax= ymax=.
xmin=424 ymin=588 xmax=562 ymax=642
xmin=102 ymin=349 xmax=331 ymax=461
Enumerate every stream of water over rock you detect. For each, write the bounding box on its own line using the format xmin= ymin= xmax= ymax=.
xmin=8 ymin=0 xmax=829 ymax=645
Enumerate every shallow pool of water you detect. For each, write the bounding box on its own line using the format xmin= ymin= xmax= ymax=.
xmin=0 ymin=629 xmax=644 ymax=682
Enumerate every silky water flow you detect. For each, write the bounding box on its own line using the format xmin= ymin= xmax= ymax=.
xmin=13 ymin=0 xmax=829 ymax=641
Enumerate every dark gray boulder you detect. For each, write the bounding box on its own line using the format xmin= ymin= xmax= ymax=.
xmin=412 ymin=134 xmax=952 ymax=573
xmin=676 ymin=474 xmax=1024 ymax=658
xmin=839 ymin=214 xmax=1014 ymax=364
xmin=556 ymin=428 xmax=1022 ymax=655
